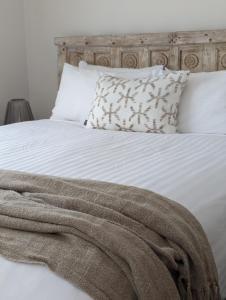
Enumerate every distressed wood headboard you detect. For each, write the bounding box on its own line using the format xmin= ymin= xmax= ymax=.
xmin=55 ymin=29 xmax=226 ymax=82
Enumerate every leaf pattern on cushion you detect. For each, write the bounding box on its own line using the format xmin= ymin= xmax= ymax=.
xmin=107 ymin=78 xmax=130 ymax=93
xmin=129 ymin=103 xmax=152 ymax=125
xmin=90 ymin=118 xmax=106 ymax=130
xmin=135 ymin=77 xmax=158 ymax=92
xmin=147 ymin=88 xmax=170 ymax=108
xmin=160 ymin=104 xmax=179 ymax=126
xmin=165 ymin=74 xmax=187 ymax=93
xmin=117 ymin=88 xmax=138 ymax=108
xmin=145 ymin=120 xmax=165 ymax=134
xmin=101 ymin=103 xmax=121 ymax=124
xmin=95 ymin=88 xmax=109 ymax=107
xmin=115 ymin=120 xmax=135 ymax=132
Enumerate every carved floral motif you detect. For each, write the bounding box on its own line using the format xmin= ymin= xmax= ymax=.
xmin=183 ymin=53 xmax=199 ymax=69
xmin=56 ymin=30 xmax=226 ymax=81
xmin=122 ymin=53 xmax=138 ymax=68
xmin=95 ymin=54 xmax=111 ymax=67
xmin=153 ymin=53 xmax=169 ymax=66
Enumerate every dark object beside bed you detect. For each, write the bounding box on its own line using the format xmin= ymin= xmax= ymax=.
xmin=4 ymin=99 xmax=34 ymax=125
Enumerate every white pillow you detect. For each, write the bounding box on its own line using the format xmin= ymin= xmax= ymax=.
xmin=51 ymin=64 xmax=97 ymax=123
xmin=87 ymin=72 xmax=189 ymax=133
xmin=51 ymin=63 xmax=166 ymax=124
xmin=79 ymin=60 xmax=165 ymax=79
xmin=178 ymin=70 xmax=226 ymax=134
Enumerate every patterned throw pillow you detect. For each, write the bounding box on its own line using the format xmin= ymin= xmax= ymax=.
xmin=86 ymin=72 xmax=189 ymax=133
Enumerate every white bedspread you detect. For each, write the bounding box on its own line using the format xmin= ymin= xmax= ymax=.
xmin=0 ymin=120 xmax=225 ymax=299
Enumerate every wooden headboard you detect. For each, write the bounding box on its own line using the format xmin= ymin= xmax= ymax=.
xmin=55 ymin=29 xmax=226 ymax=82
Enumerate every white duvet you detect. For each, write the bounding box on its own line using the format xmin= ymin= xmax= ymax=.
xmin=0 ymin=120 xmax=225 ymax=299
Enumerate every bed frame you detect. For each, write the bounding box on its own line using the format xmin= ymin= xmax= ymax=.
xmin=55 ymin=29 xmax=226 ymax=82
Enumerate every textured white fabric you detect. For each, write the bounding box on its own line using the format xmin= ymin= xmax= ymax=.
xmin=0 ymin=256 xmax=92 ymax=300
xmin=0 ymin=120 xmax=225 ymax=299
xmin=178 ymin=70 xmax=226 ymax=134
xmin=87 ymin=72 xmax=189 ymax=133
xmin=51 ymin=63 xmax=165 ymax=125
xmin=51 ymin=64 xmax=95 ymax=124
xmin=79 ymin=60 xmax=165 ymax=78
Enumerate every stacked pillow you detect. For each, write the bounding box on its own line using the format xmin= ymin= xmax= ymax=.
xmin=51 ymin=61 xmax=226 ymax=135
xmin=79 ymin=60 xmax=165 ymax=78
xmin=51 ymin=63 xmax=165 ymax=124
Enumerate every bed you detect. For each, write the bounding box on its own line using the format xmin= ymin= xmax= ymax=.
xmin=0 ymin=29 xmax=226 ymax=299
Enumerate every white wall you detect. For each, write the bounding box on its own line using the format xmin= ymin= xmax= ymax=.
xmin=0 ymin=0 xmax=28 ymax=124
xmin=19 ymin=0 xmax=226 ymax=119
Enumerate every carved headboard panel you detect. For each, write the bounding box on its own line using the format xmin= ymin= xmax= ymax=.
xmin=55 ymin=29 xmax=226 ymax=82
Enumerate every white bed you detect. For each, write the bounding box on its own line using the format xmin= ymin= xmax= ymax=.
xmin=0 ymin=119 xmax=225 ymax=299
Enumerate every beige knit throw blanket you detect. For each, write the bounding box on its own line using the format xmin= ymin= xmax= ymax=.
xmin=0 ymin=170 xmax=220 ymax=300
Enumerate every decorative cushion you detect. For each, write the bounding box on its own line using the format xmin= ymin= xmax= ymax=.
xmin=86 ymin=72 xmax=189 ymax=133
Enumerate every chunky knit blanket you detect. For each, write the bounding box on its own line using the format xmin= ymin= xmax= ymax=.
xmin=0 ymin=170 xmax=220 ymax=299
